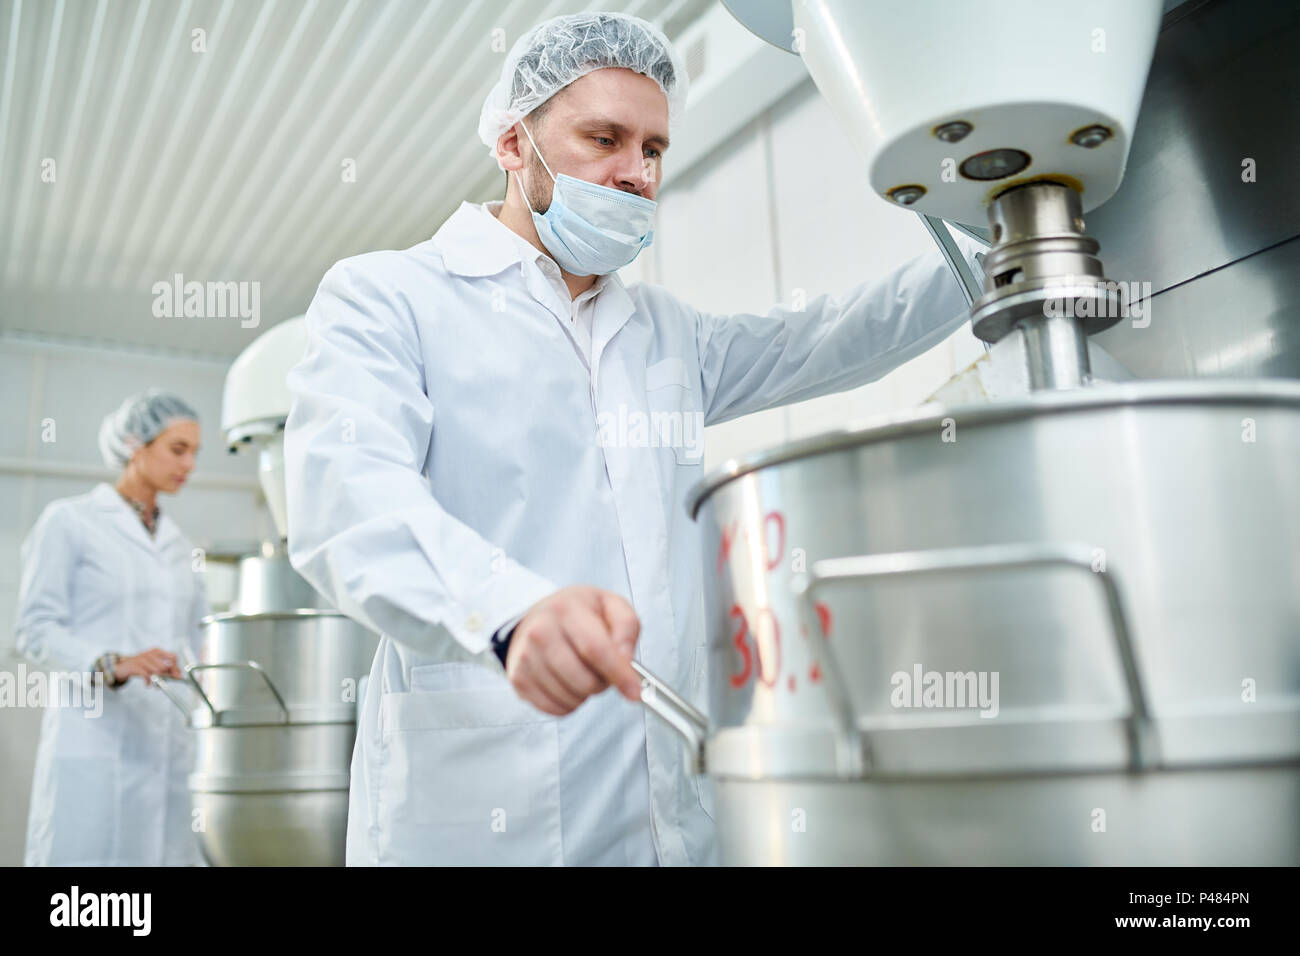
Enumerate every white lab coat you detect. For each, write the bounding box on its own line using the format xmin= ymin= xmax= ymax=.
xmin=284 ymin=200 xmax=982 ymax=866
xmin=16 ymin=482 xmax=208 ymax=866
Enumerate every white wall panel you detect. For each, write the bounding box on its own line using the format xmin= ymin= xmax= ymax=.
xmin=655 ymin=115 xmax=779 ymax=315
xmin=653 ymin=80 xmax=984 ymax=463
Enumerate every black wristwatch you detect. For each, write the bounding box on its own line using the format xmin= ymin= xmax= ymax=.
xmin=490 ymin=627 xmax=515 ymax=667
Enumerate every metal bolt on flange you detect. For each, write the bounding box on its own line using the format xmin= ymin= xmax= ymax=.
xmin=1071 ymin=125 xmax=1113 ymax=148
xmin=888 ymin=185 xmax=926 ymax=205
xmin=934 ymin=121 xmax=972 ymax=143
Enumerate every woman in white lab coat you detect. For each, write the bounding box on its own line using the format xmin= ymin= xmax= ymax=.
xmin=16 ymin=389 xmax=209 ymax=866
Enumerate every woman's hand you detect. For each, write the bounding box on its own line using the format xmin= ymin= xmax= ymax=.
xmin=114 ymin=648 xmax=183 ymax=683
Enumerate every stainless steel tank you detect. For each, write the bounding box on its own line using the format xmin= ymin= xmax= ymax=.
xmin=651 ymin=0 xmax=1300 ymax=866
xmin=155 ymin=556 xmax=378 ymax=866
xmin=232 ymin=552 xmax=333 ymax=614
xmin=637 ymin=380 xmax=1300 ymax=864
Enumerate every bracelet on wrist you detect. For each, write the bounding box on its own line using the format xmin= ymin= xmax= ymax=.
xmin=97 ymin=652 xmax=123 ymax=689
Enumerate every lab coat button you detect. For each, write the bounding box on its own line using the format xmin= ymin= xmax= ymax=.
xmin=465 ymin=612 xmax=484 ymax=632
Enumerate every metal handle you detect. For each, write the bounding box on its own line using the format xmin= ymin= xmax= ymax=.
xmin=921 ymin=214 xmax=986 ymax=308
xmin=791 ymin=542 xmax=1160 ymax=773
xmin=149 ymin=675 xmax=199 ymax=727
xmin=632 ymin=660 xmax=709 ymax=771
xmin=184 ymin=660 xmax=290 ymax=726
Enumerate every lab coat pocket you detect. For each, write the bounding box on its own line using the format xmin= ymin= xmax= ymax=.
xmin=377 ymin=685 xmax=563 ymax=864
xmin=409 ymin=660 xmax=504 ymax=693
xmin=645 ymin=357 xmax=704 ymax=466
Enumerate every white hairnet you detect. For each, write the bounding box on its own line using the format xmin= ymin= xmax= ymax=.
xmin=98 ymin=388 xmax=200 ymax=470
xmin=478 ymin=11 xmax=688 ymax=161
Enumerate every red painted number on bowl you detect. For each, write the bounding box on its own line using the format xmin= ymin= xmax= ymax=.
xmin=727 ymin=604 xmax=751 ymax=688
xmin=754 ymin=606 xmax=781 ymax=689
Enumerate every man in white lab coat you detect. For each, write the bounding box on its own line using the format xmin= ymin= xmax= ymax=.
xmin=284 ymin=11 xmax=982 ymax=865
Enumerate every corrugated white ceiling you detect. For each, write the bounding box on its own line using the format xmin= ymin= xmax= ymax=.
xmin=0 ymin=0 xmax=710 ymax=359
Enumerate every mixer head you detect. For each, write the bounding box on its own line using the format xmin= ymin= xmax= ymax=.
xmin=221 ymin=315 xmax=308 ymax=540
xmin=727 ymin=0 xmax=1164 ymax=388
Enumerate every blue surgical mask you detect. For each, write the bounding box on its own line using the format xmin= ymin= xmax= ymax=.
xmin=515 ymin=120 xmax=656 ymax=277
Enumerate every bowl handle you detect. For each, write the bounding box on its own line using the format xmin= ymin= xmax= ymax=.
xmin=148 ymin=674 xmax=199 ymax=727
xmin=632 ymin=660 xmax=709 ymax=772
xmin=792 ymin=541 xmax=1159 ymax=773
xmin=183 ymin=661 xmax=290 ymax=726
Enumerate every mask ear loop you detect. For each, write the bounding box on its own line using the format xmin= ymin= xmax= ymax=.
xmin=518 ymin=120 xmax=557 ymax=182
xmin=514 ymin=119 xmax=557 ymax=217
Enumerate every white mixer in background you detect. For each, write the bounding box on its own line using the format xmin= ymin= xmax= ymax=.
xmin=152 ymin=317 xmax=379 ymax=866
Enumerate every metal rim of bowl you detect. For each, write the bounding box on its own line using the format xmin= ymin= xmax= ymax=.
xmin=187 ymin=770 xmax=353 ymax=793
xmin=686 ymin=378 xmax=1300 ymax=518
xmin=200 ymin=608 xmax=357 ymax=626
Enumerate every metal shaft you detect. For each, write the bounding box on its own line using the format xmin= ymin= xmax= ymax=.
xmin=1021 ymin=312 xmax=1092 ymax=389
xmin=970 ymin=182 xmax=1122 ymax=390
